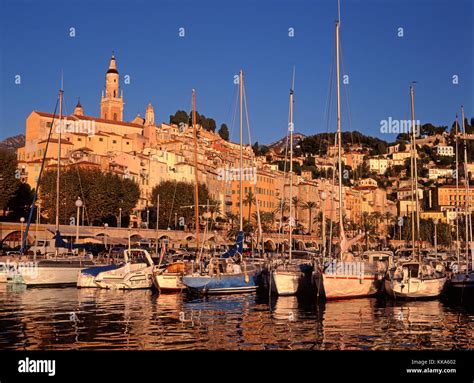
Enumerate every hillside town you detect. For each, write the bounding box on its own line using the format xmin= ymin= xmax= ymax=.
xmin=0 ymin=54 xmax=471 ymax=250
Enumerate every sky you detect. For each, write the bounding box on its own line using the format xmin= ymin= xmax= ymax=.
xmin=0 ymin=0 xmax=472 ymax=145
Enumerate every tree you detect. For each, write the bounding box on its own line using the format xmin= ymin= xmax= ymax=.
xmin=244 ymin=190 xmax=256 ymax=223
xmin=7 ymin=182 xmax=33 ymax=220
xmin=302 ymin=201 xmax=317 ymax=233
xmin=40 ymin=168 xmax=140 ymax=226
xmin=150 ymin=181 xmax=216 ymax=230
xmin=218 ymin=124 xmax=230 ymax=141
xmin=169 ymin=110 xmax=190 ymax=126
xmin=0 ymin=149 xmax=21 ymax=214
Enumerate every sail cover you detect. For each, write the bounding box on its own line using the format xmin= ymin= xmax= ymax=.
xmin=222 ymin=231 xmax=244 ymax=258
xmin=54 ymin=230 xmax=92 ymax=250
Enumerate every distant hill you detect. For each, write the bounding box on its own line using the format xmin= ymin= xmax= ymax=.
xmin=269 ymin=133 xmax=306 ymax=153
xmin=0 ymin=134 xmax=25 ymax=151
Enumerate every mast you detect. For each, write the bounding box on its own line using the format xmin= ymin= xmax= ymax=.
xmin=335 ymin=20 xmax=344 ymax=259
xmin=409 ymin=85 xmax=420 ymax=260
xmin=55 ymin=86 xmax=64 ymax=257
xmin=461 ymin=106 xmax=472 ymax=269
xmin=455 ymin=115 xmax=460 ymax=267
xmin=288 ymin=71 xmax=295 ymax=262
xmin=239 ymin=70 xmax=244 ymax=231
xmin=192 ymin=89 xmax=200 ymax=250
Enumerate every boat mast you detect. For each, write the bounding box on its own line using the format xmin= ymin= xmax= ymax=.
xmin=55 ymin=84 xmax=64 ymax=257
xmin=288 ymin=70 xmax=295 ymax=262
xmin=461 ymin=105 xmax=472 ymax=270
xmin=335 ymin=20 xmax=344 ymax=260
xmin=409 ymin=85 xmax=420 ymax=260
xmin=454 ymin=115 xmax=460 ymax=268
xmin=239 ymin=70 xmax=244 ymax=232
xmin=192 ymin=89 xmax=200 ymax=250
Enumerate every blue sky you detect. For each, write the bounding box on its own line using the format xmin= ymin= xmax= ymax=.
xmin=0 ymin=0 xmax=472 ymax=144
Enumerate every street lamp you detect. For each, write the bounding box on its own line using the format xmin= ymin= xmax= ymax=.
xmin=20 ymin=217 xmax=25 ymax=252
xmin=320 ymin=191 xmax=327 ymax=258
xmin=104 ymin=223 xmax=109 ymax=249
xmin=146 ymin=209 xmax=150 ymax=229
xmin=175 ymin=212 xmax=178 ymax=229
xmin=75 ymin=197 xmax=83 ymax=245
xmin=118 ymin=207 xmax=122 ymax=228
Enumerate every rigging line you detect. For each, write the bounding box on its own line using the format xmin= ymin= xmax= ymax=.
xmin=321 ymin=47 xmax=335 ymax=180
xmin=339 ymin=42 xmax=355 ymax=155
xmin=277 ymin=92 xmax=292 ymax=235
xmin=229 ymin=82 xmax=239 ymax=144
xmin=243 ymin=80 xmax=263 ymax=239
xmin=167 ymin=180 xmax=179 ymax=229
xmin=21 ymin=97 xmax=60 ymax=254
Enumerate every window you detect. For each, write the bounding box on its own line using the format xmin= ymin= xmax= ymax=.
xmin=112 ymin=140 xmax=117 ymax=144
xmin=126 ymin=142 xmax=129 ymax=145
xmin=99 ymin=138 xmax=104 ymax=142
xmin=77 ymin=138 xmax=82 ymax=142
xmin=113 ymin=113 xmax=117 ymax=120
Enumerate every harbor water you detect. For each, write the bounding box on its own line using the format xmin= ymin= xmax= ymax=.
xmin=0 ymin=286 xmax=472 ymax=350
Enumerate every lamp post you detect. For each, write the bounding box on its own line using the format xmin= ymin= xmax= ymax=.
xmin=75 ymin=197 xmax=83 ymax=244
xmin=118 ymin=207 xmax=122 ymax=228
xmin=175 ymin=212 xmax=178 ymax=229
xmin=320 ymin=191 xmax=327 ymax=259
xmin=146 ymin=209 xmax=150 ymax=229
xmin=128 ymin=226 xmax=131 ymax=252
xmin=20 ymin=217 xmax=25 ymax=252
xmin=104 ymin=223 xmax=109 ymax=249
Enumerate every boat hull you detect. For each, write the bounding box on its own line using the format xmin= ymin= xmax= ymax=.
xmin=94 ymin=264 xmax=154 ymax=290
xmin=384 ymin=277 xmax=447 ymax=299
xmin=182 ymin=274 xmax=257 ymax=295
xmin=154 ymin=273 xmax=184 ymax=292
xmin=321 ymin=274 xmax=379 ymax=299
xmin=14 ymin=266 xmax=84 ymax=287
xmin=77 ymin=264 xmax=123 ymax=288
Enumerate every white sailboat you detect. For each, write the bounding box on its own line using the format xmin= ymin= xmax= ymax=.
xmin=92 ymin=249 xmax=155 ymax=290
xmin=11 ymin=85 xmax=94 ymax=287
xmin=448 ymin=106 xmax=474 ymax=296
xmin=315 ymin=18 xmax=390 ymax=300
xmin=271 ymin=73 xmax=314 ymax=296
xmin=384 ymin=86 xmax=447 ymax=299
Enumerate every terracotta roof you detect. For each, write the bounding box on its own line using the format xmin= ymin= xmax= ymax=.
xmin=38 ymin=138 xmax=73 ymax=145
xmin=33 ymin=111 xmax=143 ymax=129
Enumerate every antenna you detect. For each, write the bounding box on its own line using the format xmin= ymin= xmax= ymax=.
xmin=337 ymin=0 xmax=341 ymax=24
xmin=291 ymin=66 xmax=296 ymax=92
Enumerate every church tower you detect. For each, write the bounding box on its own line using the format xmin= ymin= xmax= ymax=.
xmin=73 ymin=99 xmax=84 ymax=116
xmin=145 ymin=103 xmax=155 ymax=126
xmin=100 ymin=54 xmax=124 ymax=121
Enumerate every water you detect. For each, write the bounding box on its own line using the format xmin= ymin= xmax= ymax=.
xmin=0 ymin=286 xmax=472 ymax=350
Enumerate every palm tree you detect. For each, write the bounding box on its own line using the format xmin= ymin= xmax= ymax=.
xmin=383 ymin=211 xmax=394 ymax=237
xmin=244 ymin=190 xmax=256 ymax=223
xmin=302 ymin=201 xmax=317 ymax=234
xmin=292 ymin=196 xmax=300 ymax=223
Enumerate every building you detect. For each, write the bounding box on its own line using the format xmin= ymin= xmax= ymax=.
xmin=435 ymin=145 xmax=454 ymax=157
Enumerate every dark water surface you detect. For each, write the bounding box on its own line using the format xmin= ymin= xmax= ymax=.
xmin=0 ymin=286 xmax=472 ymax=350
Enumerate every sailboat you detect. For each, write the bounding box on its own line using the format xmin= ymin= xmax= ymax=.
xmin=181 ymin=71 xmax=262 ymax=294
xmin=447 ymin=106 xmax=474 ymax=297
xmin=314 ymin=18 xmax=390 ymax=300
xmin=11 ymin=85 xmax=94 ymax=287
xmin=384 ymin=86 xmax=447 ymax=299
xmin=270 ymin=73 xmax=314 ymax=296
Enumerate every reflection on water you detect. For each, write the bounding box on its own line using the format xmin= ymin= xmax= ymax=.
xmin=0 ymin=287 xmax=472 ymax=350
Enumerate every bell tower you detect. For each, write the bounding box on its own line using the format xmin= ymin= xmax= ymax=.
xmin=100 ymin=53 xmax=124 ymax=121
